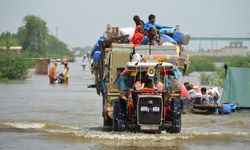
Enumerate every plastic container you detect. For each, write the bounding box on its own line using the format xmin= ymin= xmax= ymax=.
xmin=160 ymin=34 xmax=177 ymax=44
xmin=218 ymin=104 xmax=232 ymax=114
xmin=160 ymin=27 xmax=175 ymax=34
xmin=228 ymin=103 xmax=238 ymax=112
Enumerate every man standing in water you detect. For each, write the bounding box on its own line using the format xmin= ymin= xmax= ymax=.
xmin=49 ymin=63 xmax=58 ymax=84
xmin=62 ymin=62 xmax=69 ymax=84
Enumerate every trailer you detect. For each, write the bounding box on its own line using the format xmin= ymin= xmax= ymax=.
xmin=98 ymin=42 xmax=189 ymax=133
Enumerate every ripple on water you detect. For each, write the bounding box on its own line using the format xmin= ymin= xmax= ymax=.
xmin=0 ymin=121 xmax=250 ymax=147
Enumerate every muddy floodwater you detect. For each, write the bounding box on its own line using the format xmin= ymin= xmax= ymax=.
xmin=0 ymin=59 xmax=250 ymax=150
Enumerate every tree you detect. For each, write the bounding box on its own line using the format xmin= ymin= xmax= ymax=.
xmin=16 ymin=15 xmax=73 ymax=58
xmin=17 ymin=15 xmax=48 ymax=56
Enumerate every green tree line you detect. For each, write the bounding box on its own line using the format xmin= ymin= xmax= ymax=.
xmin=0 ymin=32 xmax=19 ymax=47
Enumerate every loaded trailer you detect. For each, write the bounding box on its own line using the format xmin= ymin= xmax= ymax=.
xmin=98 ymin=43 xmax=190 ymax=133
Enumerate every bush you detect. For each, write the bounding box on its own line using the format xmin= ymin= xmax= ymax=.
xmin=0 ymin=50 xmax=29 ymax=80
xmin=187 ymin=56 xmax=215 ymax=73
xmin=228 ymin=57 xmax=250 ymax=68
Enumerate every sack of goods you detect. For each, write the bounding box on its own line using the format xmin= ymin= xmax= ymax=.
xmin=172 ymin=30 xmax=191 ymax=45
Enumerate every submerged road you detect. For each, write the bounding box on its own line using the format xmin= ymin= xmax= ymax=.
xmin=0 ymin=58 xmax=250 ymax=150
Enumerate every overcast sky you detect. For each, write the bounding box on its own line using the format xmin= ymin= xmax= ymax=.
xmin=0 ymin=0 xmax=250 ymax=48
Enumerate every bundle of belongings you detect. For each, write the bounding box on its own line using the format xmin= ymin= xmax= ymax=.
xmin=102 ymin=14 xmax=190 ymax=47
xmin=130 ymin=14 xmax=191 ymax=46
xmin=90 ymin=15 xmax=191 ymax=94
xmin=103 ymin=24 xmax=134 ymax=45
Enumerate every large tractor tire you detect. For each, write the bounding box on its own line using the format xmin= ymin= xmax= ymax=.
xmin=166 ymin=98 xmax=181 ymax=133
xmin=112 ymin=99 xmax=127 ymax=132
xmin=102 ymin=95 xmax=112 ymax=127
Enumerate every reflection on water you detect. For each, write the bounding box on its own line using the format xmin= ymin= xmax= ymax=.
xmin=0 ymin=58 xmax=249 ymax=150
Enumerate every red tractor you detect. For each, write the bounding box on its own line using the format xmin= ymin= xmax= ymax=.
xmin=100 ymin=44 xmax=189 ymax=133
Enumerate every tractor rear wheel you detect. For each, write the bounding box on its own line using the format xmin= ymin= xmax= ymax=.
xmin=112 ymin=99 xmax=127 ymax=131
xmin=166 ymin=98 xmax=181 ymax=133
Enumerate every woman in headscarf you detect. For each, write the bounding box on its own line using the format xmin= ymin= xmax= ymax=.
xmin=130 ymin=25 xmax=145 ymax=46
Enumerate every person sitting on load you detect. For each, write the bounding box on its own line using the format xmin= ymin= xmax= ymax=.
xmin=201 ymin=87 xmax=214 ymax=104
xmin=130 ymin=25 xmax=145 ymax=46
xmin=144 ymin=14 xmax=167 ymax=33
xmin=118 ymin=53 xmax=142 ymax=93
xmin=133 ymin=15 xmax=145 ymax=27
xmin=183 ymin=82 xmax=191 ymax=90
xmin=140 ymin=72 xmax=153 ymax=89
xmin=91 ymin=36 xmax=104 ymax=95
xmin=140 ymin=27 xmax=159 ymax=45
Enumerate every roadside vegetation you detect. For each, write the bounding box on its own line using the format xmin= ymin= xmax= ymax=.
xmin=188 ymin=55 xmax=250 ymax=87
xmin=0 ymin=50 xmax=31 ymax=81
xmin=188 ymin=56 xmax=216 ymax=73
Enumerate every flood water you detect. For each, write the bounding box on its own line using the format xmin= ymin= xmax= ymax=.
xmin=0 ymin=58 xmax=250 ymax=150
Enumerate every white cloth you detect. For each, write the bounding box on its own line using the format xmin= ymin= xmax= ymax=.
xmin=120 ymin=27 xmax=135 ymax=40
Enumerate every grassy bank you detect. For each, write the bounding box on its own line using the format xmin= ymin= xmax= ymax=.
xmin=188 ymin=55 xmax=250 ymax=87
xmin=188 ymin=55 xmax=250 ymax=73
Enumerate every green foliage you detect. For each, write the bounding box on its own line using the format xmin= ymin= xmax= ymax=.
xmin=215 ymin=69 xmax=225 ymax=87
xmin=199 ymin=72 xmax=211 ymax=85
xmin=228 ymin=57 xmax=250 ymax=68
xmin=199 ymin=72 xmax=218 ymax=86
xmin=46 ymin=35 xmax=73 ymax=58
xmin=214 ymin=55 xmax=250 ymax=87
xmin=0 ymin=32 xmax=19 ymax=47
xmin=17 ymin=15 xmax=48 ymax=56
xmin=187 ymin=56 xmax=215 ymax=73
xmin=207 ymin=56 xmax=241 ymax=63
xmin=0 ymin=50 xmax=29 ymax=80
xmin=188 ymin=55 xmax=250 ymax=74
xmin=16 ymin=15 xmax=73 ymax=58
xmin=188 ymin=55 xmax=250 ymax=87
